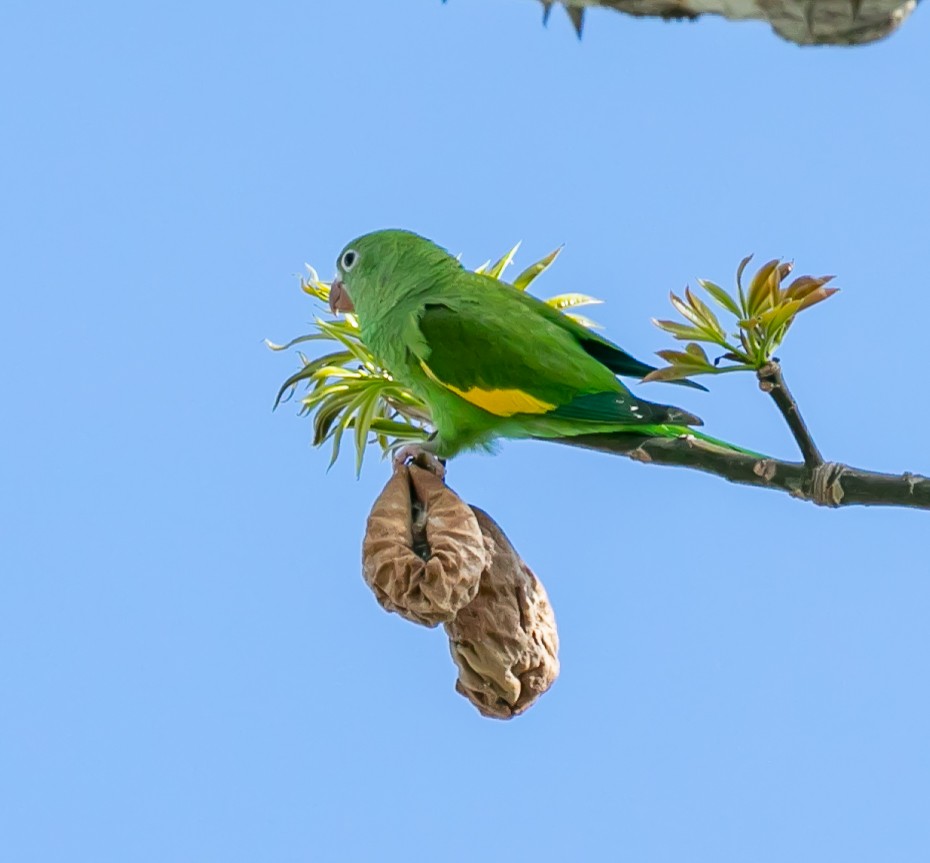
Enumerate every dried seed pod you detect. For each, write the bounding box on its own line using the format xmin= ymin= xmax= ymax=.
xmin=362 ymin=466 xmax=559 ymax=718
xmin=362 ymin=465 xmax=488 ymax=627
xmin=445 ymin=509 xmax=559 ymax=720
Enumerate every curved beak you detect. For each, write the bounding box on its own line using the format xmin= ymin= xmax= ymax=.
xmin=329 ymin=278 xmax=355 ymax=315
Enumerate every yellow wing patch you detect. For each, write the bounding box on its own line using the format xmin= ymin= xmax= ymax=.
xmin=419 ymin=361 xmax=555 ymax=417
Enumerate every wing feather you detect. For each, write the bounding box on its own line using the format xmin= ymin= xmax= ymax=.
xmin=409 ymin=279 xmax=701 ymax=427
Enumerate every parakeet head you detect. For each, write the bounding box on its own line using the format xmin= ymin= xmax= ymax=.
xmin=329 ymin=229 xmax=460 ymax=319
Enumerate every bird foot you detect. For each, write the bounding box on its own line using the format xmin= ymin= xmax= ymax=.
xmin=393 ymin=444 xmax=447 ymax=480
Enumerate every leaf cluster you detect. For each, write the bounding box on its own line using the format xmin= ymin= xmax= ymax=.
xmin=645 ymin=256 xmax=838 ymax=384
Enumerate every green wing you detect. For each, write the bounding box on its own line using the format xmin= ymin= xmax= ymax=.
xmin=409 ymin=281 xmax=701 ymax=427
xmin=507 ymin=288 xmax=708 ymax=391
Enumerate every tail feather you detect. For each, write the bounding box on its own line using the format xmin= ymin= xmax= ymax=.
xmin=549 ymin=391 xmax=704 ymax=428
xmin=622 ymin=425 xmax=766 ymax=457
xmin=541 ymin=424 xmax=766 ymax=458
xmin=680 ymin=428 xmax=766 ymax=457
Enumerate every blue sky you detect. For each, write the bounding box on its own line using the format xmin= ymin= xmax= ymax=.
xmin=3 ymin=2 xmax=930 ymax=860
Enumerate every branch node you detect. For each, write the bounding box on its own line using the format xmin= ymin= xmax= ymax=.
xmin=752 ymin=458 xmax=778 ymax=482
xmin=808 ymin=461 xmax=847 ymax=507
xmin=557 ymin=436 xmax=930 ymax=511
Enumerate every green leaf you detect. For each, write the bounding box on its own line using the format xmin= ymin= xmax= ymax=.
xmin=797 ymin=286 xmax=840 ymax=311
xmin=776 ymin=262 xmax=794 ymax=298
xmin=305 ymin=382 xmax=354 ymax=413
xmin=300 ymin=267 xmax=330 ymax=302
xmin=684 ymin=286 xmax=726 ymax=339
xmin=784 ymin=275 xmax=835 ymax=301
xmin=746 ymin=259 xmax=781 ymax=317
xmin=310 ymin=365 xmax=364 ymax=380
xmin=684 ymin=342 xmax=711 ymax=363
xmin=642 ymin=365 xmax=709 ymax=383
xmin=328 ymin=388 xmax=374 ymax=469
xmin=315 ymin=320 xmax=376 ymax=367
xmin=735 ymin=254 xmax=754 ymax=311
xmin=513 ymin=246 xmax=563 ymax=291
xmin=312 ymin=388 xmax=356 ymax=446
xmin=485 ymin=243 xmax=521 ymax=280
xmin=668 ymin=292 xmax=709 ymax=330
xmin=544 ymin=292 xmax=603 ymax=311
xmin=273 ymin=352 xmax=354 ymax=408
xmin=265 ymin=332 xmax=335 ymax=353
xmin=367 ymin=418 xmax=429 ymax=438
xmin=654 ymin=348 xmax=713 ymax=369
xmin=757 ymin=299 xmax=802 ymax=331
xmin=653 ymin=319 xmax=709 ymax=341
xmin=563 ymin=312 xmax=603 ymax=330
xmin=696 ymin=279 xmax=741 ymax=317
xmin=353 ymin=389 xmax=381 ymax=475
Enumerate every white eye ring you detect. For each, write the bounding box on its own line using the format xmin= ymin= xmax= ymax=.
xmin=341 ymin=249 xmax=359 ymax=271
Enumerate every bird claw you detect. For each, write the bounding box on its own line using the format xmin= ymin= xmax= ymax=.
xmin=393 ymin=444 xmax=447 ymax=480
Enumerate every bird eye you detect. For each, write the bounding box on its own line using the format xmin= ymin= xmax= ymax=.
xmin=341 ymin=249 xmax=359 ymax=271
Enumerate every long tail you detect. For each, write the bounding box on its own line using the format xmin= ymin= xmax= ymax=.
xmin=673 ymin=427 xmax=766 ymax=458
xmin=618 ymin=424 xmax=766 ymax=458
xmin=538 ymin=423 xmax=767 ymax=458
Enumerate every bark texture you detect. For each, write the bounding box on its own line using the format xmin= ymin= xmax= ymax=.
xmin=560 ymin=435 xmax=930 ymax=509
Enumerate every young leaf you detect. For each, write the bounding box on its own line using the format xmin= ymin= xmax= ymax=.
xmin=669 ymin=292 xmax=711 ymax=331
xmin=485 ymin=243 xmax=521 ymax=279
xmin=563 ymin=312 xmax=603 ymax=330
xmin=353 ymin=389 xmax=382 ymax=475
xmin=654 ymin=348 xmax=713 ymax=369
xmin=545 ymin=293 xmax=603 ymax=311
xmin=684 ymin=287 xmax=726 ymax=339
xmin=797 ymin=286 xmax=839 ymax=311
xmin=653 ymin=319 xmax=709 ymax=341
xmin=696 ymin=279 xmax=741 ymax=317
xmin=643 ymin=366 xmax=710 ymax=383
xmin=746 ymin=259 xmax=781 ymax=317
xmin=513 ymin=246 xmax=563 ymax=291
xmin=684 ymin=342 xmax=712 ymax=363
xmin=785 ymin=275 xmax=835 ymax=301
xmin=735 ymin=254 xmax=754 ymax=310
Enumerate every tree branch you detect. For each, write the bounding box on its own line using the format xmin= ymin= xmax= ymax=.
xmin=544 ymin=0 xmax=916 ymax=47
xmin=557 ymin=434 xmax=930 ymax=510
xmin=757 ymin=361 xmax=823 ymax=468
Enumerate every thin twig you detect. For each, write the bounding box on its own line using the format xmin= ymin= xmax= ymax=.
xmin=757 ymin=361 xmax=824 ymax=468
xmin=556 ymin=435 xmax=930 ymax=510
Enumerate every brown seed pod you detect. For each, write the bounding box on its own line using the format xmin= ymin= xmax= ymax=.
xmin=445 ymin=509 xmax=559 ymax=720
xmin=362 ymin=465 xmax=488 ymax=627
xmin=362 ymin=465 xmax=559 ymax=718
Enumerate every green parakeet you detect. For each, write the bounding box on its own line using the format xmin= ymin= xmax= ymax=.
xmin=329 ymin=229 xmax=746 ymax=463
